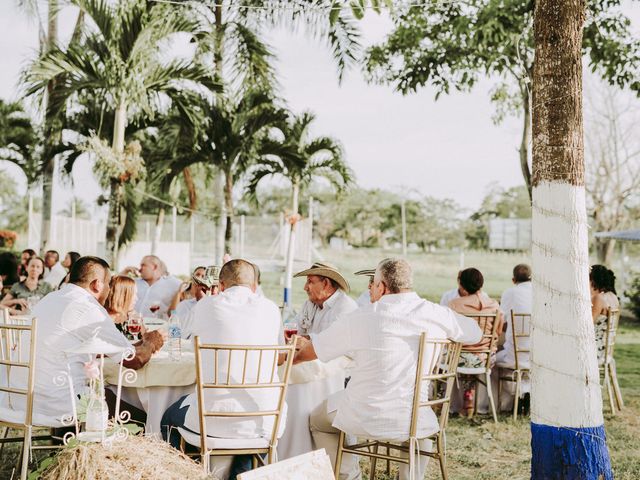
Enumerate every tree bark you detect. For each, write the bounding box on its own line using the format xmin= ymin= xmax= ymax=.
xmin=519 ymin=86 xmax=533 ymax=200
xmin=595 ymin=238 xmax=616 ymax=266
xmin=213 ymin=3 xmax=226 ymax=264
xmin=105 ymin=101 xmax=127 ymax=267
xmin=530 ymin=0 xmax=612 ymax=478
xmin=223 ymin=170 xmax=234 ymax=254
xmin=39 ymin=0 xmax=59 ymax=253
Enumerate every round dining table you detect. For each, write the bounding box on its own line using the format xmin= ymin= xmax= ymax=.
xmin=104 ymin=340 xmax=196 ymax=436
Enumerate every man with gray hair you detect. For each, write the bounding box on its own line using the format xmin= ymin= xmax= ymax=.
xmin=122 ymin=255 xmax=181 ymax=317
xmin=294 ymin=258 xmax=482 ymax=480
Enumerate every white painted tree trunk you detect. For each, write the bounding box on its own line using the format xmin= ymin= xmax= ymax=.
xmin=283 ymin=182 xmax=300 ymax=307
xmin=105 ymin=101 xmax=127 ymax=267
xmin=152 ymin=208 xmax=165 ymax=255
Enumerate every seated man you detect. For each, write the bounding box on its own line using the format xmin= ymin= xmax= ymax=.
xmin=27 ymin=256 xmax=165 ymax=427
xmin=496 ymin=263 xmax=532 ymax=412
xmin=122 ymin=255 xmax=181 ymax=317
xmin=448 ymin=267 xmax=503 ymax=416
xmin=43 ymin=250 xmax=67 ymax=288
xmin=294 ymin=258 xmax=482 ymax=480
xmin=161 ymin=259 xmax=283 ymax=480
xmin=353 ymin=268 xmax=375 ymax=307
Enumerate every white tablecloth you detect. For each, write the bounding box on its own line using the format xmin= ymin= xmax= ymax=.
xmin=105 ymin=345 xmax=196 ymax=435
xmin=277 ymin=359 xmax=347 ymax=460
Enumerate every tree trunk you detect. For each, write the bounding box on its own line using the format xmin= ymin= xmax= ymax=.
xmin=105 ymin=101 xmax=127 ymax=267
xmin=530 ymin=0 xmax=612 ymax=478
xmin=212 ymin=3 xmax=226 ymax=264
xmin=595 ymin=238 xmax=616 ymax=266
xmin=520 ymin=86 xmax=533 ymax=200
xmin=152 ymin=207 xmax=165 ymax=255
xmin=223 ymin=170 xmax=234 ymax=254
xmin=283 ymin=182 xmax=300 ymax=307
xmin=39 ymin=0 xmax=59 ymax=254
xmin=182 ymin=167 xmax=197 ymax=213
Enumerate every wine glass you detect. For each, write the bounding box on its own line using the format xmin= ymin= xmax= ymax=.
xmin=283 ymin=322 xmax=298 ymax=343
xmin=26 ymin=295 xmax=41 ymax=313
xmin=127 ymin=312 xmax=143 ymax=341
xmin=149 ymin=303 xmax=161 ymax=318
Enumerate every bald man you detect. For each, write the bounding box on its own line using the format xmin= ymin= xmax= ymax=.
xmin=161 ymin=259 xmax=284 ymax=479
xmin=125 ymin=255 xmax=181 ymax=317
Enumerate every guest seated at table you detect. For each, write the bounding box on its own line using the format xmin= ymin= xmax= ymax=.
xmin=121 ymin=255 xmax=181 ymax=318
xmin=495 ymin=264 xmax=532 ymax=412
xmin=448 ymin=267 xmax=503 ymax=416
xmin=161 ymin=259 xmax=282 ymax=480
xmin=104 ymin=275 xmax=138 ymax=331
xmin=169 ymin=266 xmax=207 ymax=313
xmin=176 ymin=266 xmax=220 ymax=338
xmin=18 ymin=248 xmax=36 ymax=280
xmin=278 ymin=263 xmax=358 ymax=461
xmin=27 ymin=256 xmax=166 ymax=428
xmin=59 ymin=251 xmax=81 ymax=287
xmin=43 ymin=250 xmax=68 ymax=288
xmin=1 ymin=256 xmax=53 ymax=313
xmin=590 ymin=265 xmax=620 ymax=364
xmin=294 ymin=258 xmax=482 ymax=480
xmin=0 ymin=251 xmax=20 ymax=294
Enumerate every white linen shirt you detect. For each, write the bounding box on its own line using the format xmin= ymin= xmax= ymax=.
xmin=43 ymin=262 xmax=67 ymax=288
xmin=134 ymin=276 xmax=182 ymax=317
xmin=182 ymin=286 xmax=286 ymax=439
xmin=296 ymin=289 xmax=358 ymax=335
xmin=356 ymin=290 xmax=371 ymax=307
xmin=497 ymin=281 xmax=532 ymax=368
xmin=312 ymin=292 xmax=482 ymax=441
xmin=28 ymin=284 xmax=130 ymax=420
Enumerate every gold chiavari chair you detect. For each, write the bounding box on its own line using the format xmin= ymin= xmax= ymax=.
xmin=179 ymin=337 xmax=297 ymax=474
xmin=457 ymin=311 xmax=501 ymax=423
xmin=0 ymin=318 xmax=37 ymax=480
xmin=497 ymin=311 xmax=531 ymax=420
xmin=601 ymin=308 xmax=623 ymax=413
xmin=334 ymin=334 xmax=463 ymax=480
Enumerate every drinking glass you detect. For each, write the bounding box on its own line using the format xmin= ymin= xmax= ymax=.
xmin=26 ymin=295 xmax=41 ymax=313
xmin=127 ymin=312 xmax=143 ymax=341
xmin=149 ymin=303 xmax=161 ymax=318
xmin=283 ymin=322 xmax=298 ymax=343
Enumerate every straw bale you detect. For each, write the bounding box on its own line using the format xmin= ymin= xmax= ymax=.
xmin=40 ymin=435 xmax=217 ymax=480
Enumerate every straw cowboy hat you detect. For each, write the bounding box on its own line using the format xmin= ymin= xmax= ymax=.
xmin=294 ymin=262 xmax=350 ymax=293
xmin=354 ymin=268 xmax=375 ymax=278
xmin=193 ymin=265 xmax=220 ymax=288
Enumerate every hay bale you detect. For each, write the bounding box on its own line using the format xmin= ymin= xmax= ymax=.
xmin=41 ymin=435 xmax=217 ymax=480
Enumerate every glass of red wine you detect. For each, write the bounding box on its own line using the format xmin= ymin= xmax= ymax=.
xmin=284 ymin=322 xmax=298 ymax=343
xmin=127 ymin=312 xmax=143 ymax=341
xmin=149 ymin=303 xmax=161 ymax=319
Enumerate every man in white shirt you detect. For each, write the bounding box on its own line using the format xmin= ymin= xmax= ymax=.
xmin=43 ymin=250 xmax=67 ymax=288
xmin=161 ymin=259 xmax=283 ymax=479
xmin=354 ymin=268 xmax=375 ymax=307
xmin=278 ymin=263 xmax=358 ymax=460
xmin=27 ymin=256 xmax=165 ymax=425
xmin=295 ymin=258 xmax=482 ymax=480
xmin=495 ymin=264 xmax=533 ymax=411
xmin=123 ymin=255 xmax=181 ymax=317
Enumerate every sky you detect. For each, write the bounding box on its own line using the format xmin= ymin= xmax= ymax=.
xmin=0 ymin=1 xmax=639 ymax=218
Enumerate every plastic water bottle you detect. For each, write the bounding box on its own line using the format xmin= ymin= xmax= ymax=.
xmin=168 ymin=310 xmax=182 ymax=361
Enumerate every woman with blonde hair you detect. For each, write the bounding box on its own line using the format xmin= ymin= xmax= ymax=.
xmin=104 ymin=275 xmax=138 ymax=327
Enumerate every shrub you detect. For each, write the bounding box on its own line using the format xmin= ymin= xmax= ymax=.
xmin=0 ymin=230 xmax=17 ymax=249
xmin=624 ymin=274 xmax=640 ymax=322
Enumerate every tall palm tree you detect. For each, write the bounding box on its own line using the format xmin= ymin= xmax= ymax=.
xmin=23 ymin=0 xmax=218 ymax=265
xmin=147 ymin=89 xmax=288 ymax=254
xmin=0 ymin=99 xmax=41 ymax=185
xmin=530 ymin=0 xmax=612 ymax=476
xmin=247 ymin=111 xmax=353 ymax=305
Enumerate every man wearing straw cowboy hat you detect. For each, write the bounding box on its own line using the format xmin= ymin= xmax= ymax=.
xmin=277 ymin=262 xmax=358 ymax=472
xmin=354 ymin=268 xmax=375 ymax=307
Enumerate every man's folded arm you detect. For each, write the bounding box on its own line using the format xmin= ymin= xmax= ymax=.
xmin=122 ymin=330 xmax=164 ymax=370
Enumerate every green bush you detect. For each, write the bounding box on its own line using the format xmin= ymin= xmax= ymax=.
xmin=624 ymin=274 xmax=640 ymax=321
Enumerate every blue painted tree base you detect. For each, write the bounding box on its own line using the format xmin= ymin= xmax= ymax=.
xmin=531 ymin=423 xmax=613 ymax=480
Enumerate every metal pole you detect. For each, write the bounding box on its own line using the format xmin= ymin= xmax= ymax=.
xmin=307 ymin=197 xmax=314 ymax=263
xmin=240 ymin=215 xmax=245 ymax=258
xmin=172 ymin=205 xmax=177 ymax=242
xmin=401 ymin=199 xmax=407 ymax=256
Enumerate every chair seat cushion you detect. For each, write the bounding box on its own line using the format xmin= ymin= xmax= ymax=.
xmin=0 ymin=406 xmax=66 ymax=428
xmin=178 ymin=428 xmax=270 ymax=450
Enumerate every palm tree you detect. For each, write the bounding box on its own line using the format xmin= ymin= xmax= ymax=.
xmin=23 ymin=0 xmax=218 ymax=265
xmin=247 ymin=111 xmax=353 ymax=305
xmin=530 ymin=0 xmax=612 ymax=476
xmin=0 ymin=99 xmax=41 ymax=185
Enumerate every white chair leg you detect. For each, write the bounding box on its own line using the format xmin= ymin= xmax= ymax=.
xmin=20 ymin=426 xmax=31 ymax=480
xmin=486 ymin=371 xmax=498 ymax=423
